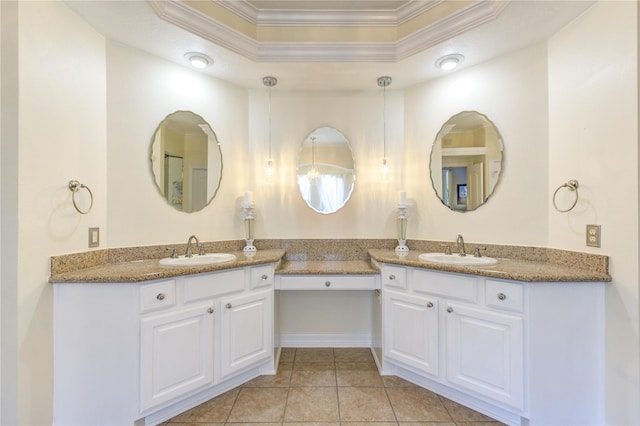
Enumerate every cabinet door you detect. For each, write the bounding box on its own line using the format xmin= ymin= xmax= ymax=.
xmin=219 ymin=289 xmax=273 ymax=378
xmin=445 ymin=302 xmax=523 ymax=410
xmin=140 ymin=303 xmax=215 ymax=412
xmin=383 ymin=290 xmax=439 ymax=376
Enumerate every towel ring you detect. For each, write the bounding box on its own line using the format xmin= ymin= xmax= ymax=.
xmin=553 ymin=179 xmax=579 ymax=212
xmin=68 ymin=180 xmax=93 ymax=214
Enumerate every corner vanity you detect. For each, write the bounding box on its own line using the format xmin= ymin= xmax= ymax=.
xmin=50 ymin=241 xmax=610 ymax=426
xmin=368 ymin=249 xmax=609 ymax=426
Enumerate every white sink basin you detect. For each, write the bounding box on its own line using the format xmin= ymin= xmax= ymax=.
xmin=418 ymin=252 xmax=498 ymax=266
xmin=159 ymin=253 xmax=236 ymax=268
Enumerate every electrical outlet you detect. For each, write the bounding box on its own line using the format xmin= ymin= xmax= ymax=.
xmin=88 ymin=227 xmax=100 ymax=248
xmin=586 ymin=224 xmax=601 ymax=248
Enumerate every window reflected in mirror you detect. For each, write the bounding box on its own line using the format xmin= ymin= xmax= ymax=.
xmin=149 ymin=111 xmax=222 ymax=213
xmin=430 ymin=111 xmax=504 ymax=211
xmin=296 ymin=127 xmax=355 ymax=214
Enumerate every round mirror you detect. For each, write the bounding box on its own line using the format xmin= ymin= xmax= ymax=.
xmin=296 ymin=127 xmax=355 ymax=214
xmin=149 ymin=111 xmax=222 ymax=212
xmin=429 ymin=111 xmax=503 ymax=211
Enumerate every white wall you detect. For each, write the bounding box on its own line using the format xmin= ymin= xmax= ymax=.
xmin=17 ymin=2 xmax=107 ymax=424
xmin=548 ymin=2 xmax=639 ymax=424
xmin=106 ymin=42 xmax=250 ymax=247
xmin=404 ymin=43 xmax=549 ymax=246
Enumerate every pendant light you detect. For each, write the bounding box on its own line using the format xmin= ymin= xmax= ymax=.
xmin=307 ymin=136 xmax=320 ymax=179
xmin=377 ymin=76 xmax=392 ymax=176
xmin=263 ymin=76 xmax=277 ymax=177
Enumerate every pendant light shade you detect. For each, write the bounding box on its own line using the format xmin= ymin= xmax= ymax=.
xmin=263 ymin=76 xmax=277 ymax=177
xmin=377 ymin=76 xmax=392 ymax=177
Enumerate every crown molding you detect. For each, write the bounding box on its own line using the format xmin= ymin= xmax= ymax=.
xmin=396 ymin=0 xmax=510 ymax=60
xmin=147 ymin=0 xmax=509 ymax=62
xmin=217 ymin=0 xmax=442 ymax=27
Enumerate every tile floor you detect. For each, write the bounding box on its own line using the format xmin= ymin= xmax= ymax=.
xmin=163 ymin=348 xmax=504 ymax=425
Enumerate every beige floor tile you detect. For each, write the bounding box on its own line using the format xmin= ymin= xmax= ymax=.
xmin=334 ymin=348 xmax=374 ymax=363
xmin=169 ymin=388 xmax=239 ymax=423
xmin=338 ymin=387 xmax=396 ymax=422
xmin=336 ymin=369 xmax=384 ymax=387
xmin=284 ymin=423 xmax=340 ymax=426
xmin=294 ymin=347 xmax=335 ymax=363
xmin=226 ymin=387 xmax=288 ymax=423
xmin=243 ymin=365 xmax=292 ymax=387
xmin=386 ymin=387 xmax=452 ymax=422
xmin=225 ymin=423 xmax=281 ymax=426
xmin=438 ymin=396 xmax=502 ymax=423
xmin=382 ymin=376 xmax=419 ymax=388
xmin=342 ymin=423 xmax=398 ymax=426
xmin=284 ymin=387 xmax=340 ymax=422
xmin=293 ymin=361 xmax=335 ymax=371
xmin=280 ymin=347 xmax=296 ymax=363
xmin=290 ymin=369 xmax=337 ymax=386
xmin=335 ymin=361 xmax=377 ymax=371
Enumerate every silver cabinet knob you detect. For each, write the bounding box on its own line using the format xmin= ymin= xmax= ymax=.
xmin=389 ymin=274 xmax=396 ymax=280
xmin=225 ymin=303 xmax=232 ymax=309
xmin=447 ymin=307 xmax=454 ymax=313
xmin=207 ymin=307 xmax=214 ymax=314
xmin=261 ymin=274 xmax=269 ymax=280
xmin=497 ymin=292 xmax=507 ymax=301
xmin=426 ymin=302 xmax=434 ymax=308
xmin=156 ymin=293 xmax=165 ymax=301
xmin=325 ymin=281 xmax=331 ymax=287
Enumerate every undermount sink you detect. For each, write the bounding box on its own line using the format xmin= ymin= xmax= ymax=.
xmin=159 ymin=253 xmax=237 ymax=268
xmin=418 ymin=252 xmax=498 ymax=266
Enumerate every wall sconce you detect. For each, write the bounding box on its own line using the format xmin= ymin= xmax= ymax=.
xmin=377 ymin=76 xmax=392 ymax=177
xmin=184 ymin=52 xmax=212 ymax=69
xmin=435 ymin=54 xmax=464 ymax=71
xmin=263 ymin=76 xmax=278 ymax=178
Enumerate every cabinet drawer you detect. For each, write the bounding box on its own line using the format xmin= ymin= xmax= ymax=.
xmin=485 ymin=280 xmax=523 ymax=312
xmin=413 ymin=269 xmax=477 ymax=303
xmin=278 ymin=275 xmax=377 ymax=290
xmin=140 ymin=280 xmax=176 ymax=313
xmin=250 ymin=264 xmax=274 ymax=289
xmin=382 ymin=265 xmax=407 ymax=290
xmin=183 ymin=269 xmax=245 ymax=303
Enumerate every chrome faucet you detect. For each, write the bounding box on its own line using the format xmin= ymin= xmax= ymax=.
xmin=186 ymin=235 xmax=200 ymax=258
xmin=456 ymin=234 xmax=466 ymax=257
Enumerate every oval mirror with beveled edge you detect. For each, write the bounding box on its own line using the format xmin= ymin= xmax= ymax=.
xmin=430 ymin=111 xmax=504 ymax=212
xmin=296 ymin=127 xmax=355 ymax=214
xmin=149 ymin=111 xmax=222 ymax=213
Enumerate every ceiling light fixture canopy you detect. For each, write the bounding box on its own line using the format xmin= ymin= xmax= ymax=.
xmin=377 ymin=76 xmax=392 ymax=177
xmin=435 ymin=54 xmax=464 ymax=71
xmin=185 ymin=52 xmax=213 ymax=69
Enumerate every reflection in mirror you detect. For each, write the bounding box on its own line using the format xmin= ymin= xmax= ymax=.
xmin=296 ymin=127 xmax=355 ymax=214
xmin=150 ymin=111 xmax=222 ymax=212
xmin=430 ymin=111 xmax=503 ymax=211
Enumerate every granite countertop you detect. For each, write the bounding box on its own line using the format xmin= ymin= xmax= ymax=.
xmin=276 ymin=260 xmax=379 ymax=275
xmin=368 ymin=249 xmax=612 ymax=283
xmin=49 ymin=250 xmax=286 ymax=283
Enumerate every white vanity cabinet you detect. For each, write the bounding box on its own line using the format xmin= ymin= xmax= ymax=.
xmin=219 ymin=289 xmax=273 ymax=378
xmin=383 ymin=290 xmax=439 ymax=376
xmin=379 ymin=264 xmax=604 ymax=426
xmin=53 ymin=263 xmax=276 ymax=426
xmin=140 ymin=301 xmax=215 ymax=412
xmin=444 ymin=301 xmax=523 ymax=409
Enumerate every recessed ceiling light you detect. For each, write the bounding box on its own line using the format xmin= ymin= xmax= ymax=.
xmin=184 ymin=52 xmax=212 ymax=69
xmin=435 ymin=54 xmax=464 ymax=71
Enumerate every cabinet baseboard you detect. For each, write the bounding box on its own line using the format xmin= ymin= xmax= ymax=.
xmin=279 ymin=333 xmax=372 ymax=347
